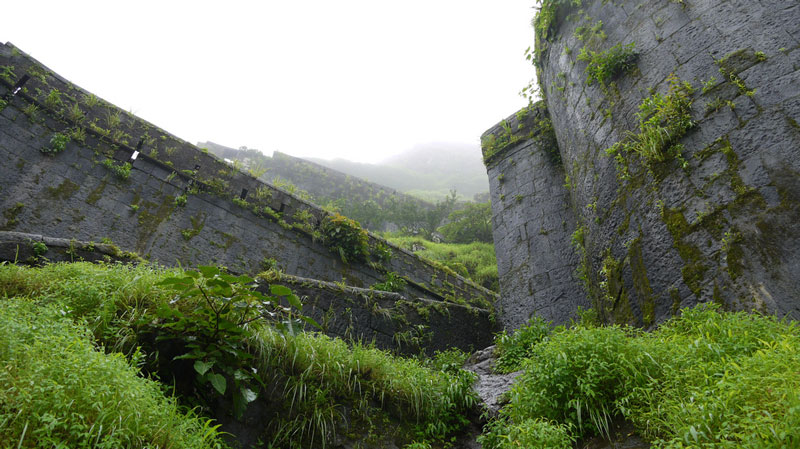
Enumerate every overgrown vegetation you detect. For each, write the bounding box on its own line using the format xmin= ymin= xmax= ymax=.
xmin=578 ymin=42 xmax=637 ymax=86
xmin=481 ymin=305 xmax=800 ymax=448
xmin=0 ymin=262 xmax=479 ymax=448
xmin=492 ymin=316 xmax=552 ymax=373
xmin=437 ymin=201 xmax=493 ymax=244
xmin=385 ymin=235 xmax=498 ymax=291
xmin=101 ymin=158 xmax=132 ymax=180
xmin=606 ymin=75 xmax=695 ymax=170
xmin=320 ymin=213 xmax=370 ymax=264
xmin=0 ymin=284 xmax=224 ymax=448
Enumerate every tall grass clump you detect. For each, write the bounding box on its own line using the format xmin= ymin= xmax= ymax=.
xmin=0 ymin=297 xmax=224 ymax=449
xmin=249 ymin=326 xmax=478 ymax=447
xmin=0 ymin=262 xmax=480 ymax=448
xmin=493 ymin=316 xmax=553 ymax=373
xmin=481 ymin=305 xmax=800 ymax=448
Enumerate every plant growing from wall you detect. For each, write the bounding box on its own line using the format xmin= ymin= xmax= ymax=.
xmin=578 ymin=42 xmax=637 ymax=87
xmin=0 ymin=65 xmax=15 ymax=83
xmin=371 ymin=241 xmax=393 ymax=263
xmin=174 ymin=194 xmax=187 ymax=207
xmin=44 ymin=88 xmax=63 ymax=110
xmin=320 ymin=213 xmax=369 ymax=264
xmin=101 ymin=158 xmax=132 ymax=180
xmin=606 ymin=75 xmax=694 ymax=166
xmin=370 ymin=272 xmax=408 ymax=293
xmin=41 ymin=132 xmax=70 ymax=154
xmin=31 ymin=241 xmax=48 ymax=257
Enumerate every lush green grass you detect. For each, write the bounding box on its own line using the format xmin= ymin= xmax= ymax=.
xmin=0 ymin=297 xmax=223 ymax=449
xmin=384 ymin=235 xmax=498 ymax=291
xmin=481 ymin=305 xmax=800 ymax=448
xmin=0 ymin=262 xmax=479 ymax=448
xmin=492 ymin=316 xmax=552 ymax=374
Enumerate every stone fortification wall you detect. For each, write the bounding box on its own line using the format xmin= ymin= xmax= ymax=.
xmin=0 ymin=231 xmax=493 ymax=353
xmin=0 ymin=42 xmax=497 ymax=329
xmin=486 ymin=0 xmax=800 ymax=327
xmin=482 ymin=102 xmax=587 ymax=329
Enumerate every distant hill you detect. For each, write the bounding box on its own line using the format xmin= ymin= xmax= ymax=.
xmin=198 ymin=142 xmax=436 ymax=231
xmin=308 ymin=143 xmax=489 ymax=202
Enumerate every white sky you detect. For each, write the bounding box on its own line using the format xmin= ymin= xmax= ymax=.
xmin=2 ymin=1 xmax=537 ymax=163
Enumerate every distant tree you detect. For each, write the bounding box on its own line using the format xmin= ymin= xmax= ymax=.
xmin=437 ymin=201 xmax=492 ymax=243
xmin=422 ymin=190 xmax=458 ymax=238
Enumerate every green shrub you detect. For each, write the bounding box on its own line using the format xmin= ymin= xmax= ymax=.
xmin=41 ymin=132 xmax=70 ymax=154
xmin=101 ymin=158 xmax=132 ymax=180
xmin=486 ymin=305 xmax=800 ymax=448
xmin=320 ymin=212 xmax=369 ymax=263
xmin=153 ymin=266 xmax=317 ymax=419
xmin=0 ymin=297 xmax=223 ymax=449
xmin=371 ymin=271 xmax=408 ymax=292
xmin=578 ymin=42 xmax=637 ymax=86
xmin=606 ymin=75 xmax=694 ymax=165
xmin=505 ymin=325 xmax=658 ymax=438
xmin=493 ymin=316 xmax=552 ymax=373
xmin=478 ymin=417 xmax=574 ymax=449
xmin=437 ymin=201 xmax=493 ymax=244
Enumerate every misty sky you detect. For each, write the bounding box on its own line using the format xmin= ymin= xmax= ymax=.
xmin=2 ymin=1 xmax=538 ymax=163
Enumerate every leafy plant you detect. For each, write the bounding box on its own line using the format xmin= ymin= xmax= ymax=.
xmin=370 ymin=271 xmax=408 ymax=293
xmin=372 ymin=241 xmax=393 ymax=262
xmin=320 ymin=213 xmax=370 ymax=263
xmin=606 ymin=75 xmax=694 ymax=165
xmin=31 ymin=241 xmax=48 ymax=257
xmin=44 ymin=88 xmax=63 ymax=110
xmin=0 ymin=65 xmax=15 ymax=83
xmin=493 ymin=316 xmax=552 ymax=373
xmin=155 ymin=266 xmax=318 ymax=419
xmin=42 ymin=132 xmax=70 ymax=154
xmin=101 ymin=158 xmax=132 ymax=180
xmin=578 ymin=42 xmax=637 ymax=86
xmin=175 ymin=193 xmax=188 ymax=207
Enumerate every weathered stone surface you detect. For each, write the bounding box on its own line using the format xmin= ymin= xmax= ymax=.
xmin=0 ymin=42 xmax=498 ymax=354
xmin=486 ymin=0 xmax=800 ymax=327
xmin=463 ymin=345 xmax=522 ymax=417
xmin=484 ymin=103 xmax=588 ymax=327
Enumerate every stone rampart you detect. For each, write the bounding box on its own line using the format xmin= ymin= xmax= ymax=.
xmin=0 ymin=42 xmax=497 ymax=349
xmin=486 ymin=0 xmax=800 ymax=327
xmin=482 ymin=102 xmax=587 ymax=329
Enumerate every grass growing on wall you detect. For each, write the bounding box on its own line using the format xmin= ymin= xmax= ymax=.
xmin=480 ymin=305 xmax=800 ymax=448
xmin=0 ymin=262 xmax=479 ymax=448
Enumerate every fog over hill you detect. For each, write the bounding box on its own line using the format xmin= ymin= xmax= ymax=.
xmin=308 ymin=142 xmax=489 ymax=201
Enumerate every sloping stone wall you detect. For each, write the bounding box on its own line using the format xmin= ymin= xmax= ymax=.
xmin=0 ymin=231 xmax=494 ymax=353
xmin=0 ymin=42 xmax=498 ymax=350
xmin=0 ymin=42 xmax=496 ymax=311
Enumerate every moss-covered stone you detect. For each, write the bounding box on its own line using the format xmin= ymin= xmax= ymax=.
xmin=1 ymin=202 xmax=24 ymax=231
xmin=628 ymin=237 xmax=655 ymax=325
xmin=46 ymin=179 xmax=79 ymax=200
